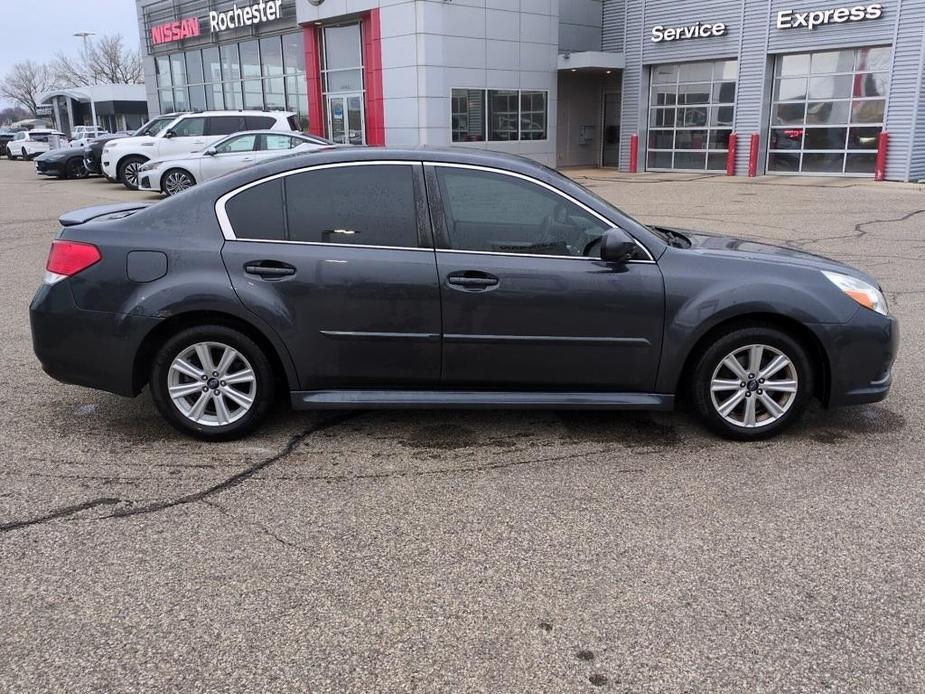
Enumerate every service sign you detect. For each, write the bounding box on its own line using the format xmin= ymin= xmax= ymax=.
xmin=651 ymin=21 xmax=728 ymax=43
xmin=776 ymin=3 xmax=884 ymax=30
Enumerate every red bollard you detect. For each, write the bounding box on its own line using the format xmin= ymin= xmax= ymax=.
xmin=875 ymin=131 xmax=889 ymax=181
xmin=747 ymin=132 xmax=759 ymax=178
xmin=726 ymin=132 xmax=737 ymax=176
xmin=629 ymin=134 xmax=639 ymax=173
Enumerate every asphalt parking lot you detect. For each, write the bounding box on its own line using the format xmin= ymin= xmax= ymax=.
xmin=1 ymin=158 xmax=924 ymax=693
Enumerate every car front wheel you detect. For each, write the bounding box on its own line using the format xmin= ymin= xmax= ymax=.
xmin=150 ymin=325 xmax=275 ymax=441
xmin=162 ymin=168 xmax=195 ymax=196
xmin=691 ymin=326 xmax=814 ymax=440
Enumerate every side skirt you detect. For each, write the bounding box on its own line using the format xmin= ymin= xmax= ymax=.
xmin=290 ymin=390 xmax=675 ymax=411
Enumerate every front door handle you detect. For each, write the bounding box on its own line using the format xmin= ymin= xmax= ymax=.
xmin=245 ymin=261 xmax=296 ymax=279
xmin=447 ymin=271 xmax=500 ymax=290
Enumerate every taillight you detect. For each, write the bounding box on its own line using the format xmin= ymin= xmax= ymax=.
xmin=45 ymin=240 xmax=101 ymax=284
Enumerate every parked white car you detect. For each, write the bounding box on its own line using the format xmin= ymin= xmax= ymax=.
xmin=5 ymin=129 xmax=66 ymax=160
xmin=68 ymin=126 xmax=110 ymax=148
xmin=102 ymin=110 xmax=300 ymax=190
xmin=137 ymin=130 xmax=332 ymax=196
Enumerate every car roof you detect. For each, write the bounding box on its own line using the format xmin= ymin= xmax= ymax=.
xmin=173 ymin=110 xmax=295 ymax=117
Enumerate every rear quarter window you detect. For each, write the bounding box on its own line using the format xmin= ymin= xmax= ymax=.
xmin=224 ymin=179 xmax=286 ymax=241
xmin=207 ymin=116 xmax=247 ymax=136
xmin=245 ymin=116 xmax=276 ymax=130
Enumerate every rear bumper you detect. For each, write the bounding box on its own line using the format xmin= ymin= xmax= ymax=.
xmin=30 ymin=280 xmax=160 ymax=397
xmin=810 ymin=309 xmax=899 ymax=408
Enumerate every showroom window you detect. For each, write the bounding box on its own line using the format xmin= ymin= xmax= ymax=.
xmin=768 ymin=47 xmax=891 ymax=175
xmin=647 ymin=60 xmax=737 ymax=171
xmin=155 ymin=32 xmax=309 ymax=129
xmin=451 ymin=89 xmax=548 ymax=142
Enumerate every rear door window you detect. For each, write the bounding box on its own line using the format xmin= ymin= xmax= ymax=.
xmin=263 ymin=134 xmax=297 ymax=150
xmin=224 ymin=179 xmax=286 ymax=241
xmin=207 ymin=116 xmax=247 ymax=136
xmin=284 ymin=164 xmax=418 ymax=247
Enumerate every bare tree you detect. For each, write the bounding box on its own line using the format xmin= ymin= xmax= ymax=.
xmin=52 ymin=34 xmax=143 ymax=87
xmin=0 ymin=61 xmax=56 ymax=117
xmin=0 ymin=105 xmax=30 ymax=125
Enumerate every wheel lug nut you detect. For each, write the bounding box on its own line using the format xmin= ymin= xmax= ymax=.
xmin=757 ymin=389 xmax=763 ymax=395
xmin=220 ymin=381 xmax=226 ymax=386
xmin=740 ymin=382 xmax=746 ymax=387
xmin=202 ymin=386 xmax=208 ymax=392
xmin=759 ymin=378 xmax=765 ymax=383
xmin=748 ymin=373 xmax=755 ymax=379
xmin=212 ymin=371 xmax=218 ymax=377
xmin=201 ymin=375 xmax=207 ymax=380
xmin=745 ymin=392 xmax=751 ymax=397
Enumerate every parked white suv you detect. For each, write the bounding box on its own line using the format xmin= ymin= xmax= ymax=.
xmin=6 ymin=129 xmax=66 ymax=160
xmin=102 ymin=110 xmax=300 ymax=189
xmin=69 ymin=125 xmax=110 ymax=148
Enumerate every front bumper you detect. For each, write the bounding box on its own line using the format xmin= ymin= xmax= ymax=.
xmin=101 ymin=155 xmax=117 ymax=179
xmin=35 ymin=160 xmax=66 ymax=176
xmin=137 ymin=169 xmax=162 ymax=192
xmin=810 ymin=309 xmax=899 ymax=408
xmin=30 ymin=280 xmax=161 ymax=397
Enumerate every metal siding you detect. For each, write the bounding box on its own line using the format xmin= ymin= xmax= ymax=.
xmin=619 ymin=0 xmax=643 ymax=170
xmin=890 ymin=0 xmax=925 ymax=180
xmin=602 ymin=0 xmax=626 ymax=52
xmin=734 ymin=0 xmax=773 ymax=174
xmin=767 ymin=0 xmax=900 ymax=53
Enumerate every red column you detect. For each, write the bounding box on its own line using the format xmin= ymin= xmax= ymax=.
xmin=726 ymin=132 xmax=737 ymax=176
xmin=303 ymin=25 xmax=324 ymax=138
xmin=629 ymin=134 xmax=639 ymax=173
xmin=747 ymin=132 xmax=759 ymax=177
xmin=875 ymin=131 xmax=889 ymax=181
xmin=362 ymin=9 xmax=385 ymax=146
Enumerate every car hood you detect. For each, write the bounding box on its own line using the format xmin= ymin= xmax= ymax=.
xmin=36 ymin=147 xmax=84 ymax=161
xmin=107 ymin=135 xmax=157 ymax=148
xmin=657 ymin=226 xmax=878 ymax=285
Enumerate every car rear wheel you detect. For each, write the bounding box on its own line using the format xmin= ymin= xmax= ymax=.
xmin=118 ymin=155 xmax=147 ymax=190
xmin=162 ymin=168 xmax=195 ymax=196
xmin=690 ymin=326 xmax=814 ymax=440
xmin=7 ymin=148 xmax=16 ymax=160
xmin=21 ymin=148 xmax=29 ymax=160
xmin=150 ymin=326 xmax=275 ymax=441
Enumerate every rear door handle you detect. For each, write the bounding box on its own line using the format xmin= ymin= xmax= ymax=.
xmin=447 ymin=271 xmax=500 ymax=290
xmin=245 ymin=261 xmax=296 ymax=279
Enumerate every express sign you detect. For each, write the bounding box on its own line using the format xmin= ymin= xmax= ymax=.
xmin=149 ymin=0 xmax=284 ymax=46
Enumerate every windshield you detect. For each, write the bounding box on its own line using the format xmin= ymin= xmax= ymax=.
xmin=134 ymin=116 xmax=175 ymax=137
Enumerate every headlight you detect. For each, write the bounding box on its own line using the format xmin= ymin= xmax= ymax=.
xmin=139 ymin=161 xmax=158 ymax=172
xmin=822 ymin=271 xmax=888 ymax=316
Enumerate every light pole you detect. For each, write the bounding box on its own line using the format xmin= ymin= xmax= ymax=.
xmin=73 ymin=32 xmax=97 ymax=130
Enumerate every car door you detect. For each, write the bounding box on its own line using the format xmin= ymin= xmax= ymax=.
xmin=157 ymin=116 xmax=207 ymax=157
xmin=426 ymin=163 xmax=665 ymax=392
xmin=219 ymin=161 xmax=442 ymax=390
xmin=199 ymin=133 xmax=258 ymax=181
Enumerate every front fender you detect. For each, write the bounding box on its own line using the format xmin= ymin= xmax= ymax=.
xmin=654 ymin=249 xmax=858 ymax=394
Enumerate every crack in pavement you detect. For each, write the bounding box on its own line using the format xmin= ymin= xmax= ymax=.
xmin=786 ymin=209 xmax=925 ymax=250
xmin=0 ymin=412 xmax=357 ymax=534
xmin=203 ymin=499 xmax=312 ymax=554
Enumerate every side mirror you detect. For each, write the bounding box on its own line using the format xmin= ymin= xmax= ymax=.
xmin=204 ymin=147 xmax=216 ymax=156
xmin=164 ymin=129 xmax=176 ymax=138
xmin=599 ymin=228 xmax=638 ymax=263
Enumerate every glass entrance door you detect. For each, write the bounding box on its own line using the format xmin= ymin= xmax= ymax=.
xmin=325 ymin=94 xmax=365 ymax=145
xmin=602 ymin=92 xmax=621 ymax=167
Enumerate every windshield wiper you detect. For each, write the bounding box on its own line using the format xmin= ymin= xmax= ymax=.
xmin=649 ymin=225 xmax=691 ymax=249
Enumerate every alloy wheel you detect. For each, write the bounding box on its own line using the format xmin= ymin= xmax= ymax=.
xmin=709 ymin=344 xmax=798 ymax=429
xmin=123 ymin=161 xmax=141 ymax=188
xmin=167 ymin=341 xmax=257 ymax=427
xmin=164 ymin=171 xmax=194 ymax=196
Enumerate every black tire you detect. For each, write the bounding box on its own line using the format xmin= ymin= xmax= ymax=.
xmin=66 ymin=157 xmax=89 ymax=179
xmin=6 ymin=148 xmax=15 ymax=160
xmin=690 ymin=325 xmax=814 ymax=440
xmin=118 ymin=155 xmax=147 ymax=190
xmin=161 ymin=168 xmax=196 ymax=196
xmin=21 ymin=148 xmax=28 ymax=160
xmin=150 ymin=325 xmax=275 ymax=441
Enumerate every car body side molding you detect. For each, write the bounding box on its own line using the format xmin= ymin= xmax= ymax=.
xmin=290 ymin=390 xmax=675 ymax=410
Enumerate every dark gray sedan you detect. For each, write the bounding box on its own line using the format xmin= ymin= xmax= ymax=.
xmin=29 ymin=148 xmax=898 ymax=441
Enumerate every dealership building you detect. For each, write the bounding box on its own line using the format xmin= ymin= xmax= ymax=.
xmin=136 ymin=0 xmax=925 ymax=180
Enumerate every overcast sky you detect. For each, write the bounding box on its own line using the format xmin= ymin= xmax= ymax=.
xmin=0 ymin=0 xmax=142 ymax=108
